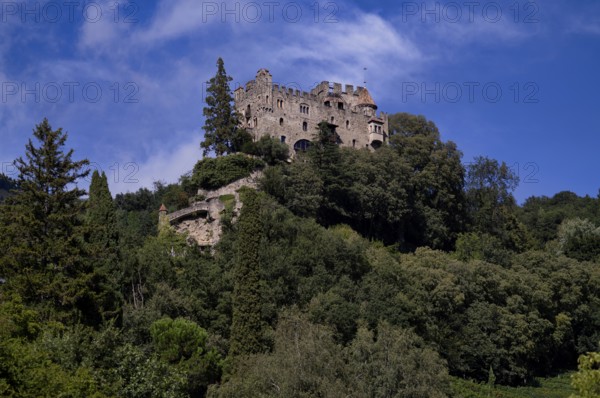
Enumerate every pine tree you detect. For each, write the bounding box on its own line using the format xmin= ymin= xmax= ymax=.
xmin=201 ymin=57 xmax=246 ymax=156
xmin=0 ymin=118 xmax=90 ymax=320
xmin=229 ymin=189 xmax=266 ymax=356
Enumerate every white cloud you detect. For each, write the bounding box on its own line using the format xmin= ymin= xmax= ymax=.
xmin=135 ymin=0 xmax=214 ymax=43
xmin=108 ymin=133 xmax=203 ymax=195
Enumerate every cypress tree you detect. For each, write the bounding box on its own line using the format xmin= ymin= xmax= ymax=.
xmin=85 ymin=170 xmax=122 ymax=324
xmin=309 ymin=121 xmax=347 ymax=225
xmin=229 ymin=189 xmax=266 ymax=356
xmin=0 ymin=118 xmax=90 ymax=320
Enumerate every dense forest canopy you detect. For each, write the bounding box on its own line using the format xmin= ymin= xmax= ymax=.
xmin=0 ymin=110 xmax=599 ymax=396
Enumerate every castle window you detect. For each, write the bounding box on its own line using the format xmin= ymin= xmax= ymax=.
xmin=300 ymin=104 xmax=309 ymax=114
xmin=277 ymin=99 xmax=284 ymax=108
xmin=281 ymin=135 xmax=286 ymax=143
xmin=302 ymin=121 xmax=308 ymax=131
xmin=331 ymin=116 xmax=334 ymax=123
xmin=279 ymin=118 xmax=284 ymax=126
xmin=352 ymin=139 xmax=356 ymax=148
xmin=346 ymin=120 xmax=350 ymax=129
xmin=338 ymin=102 xmax=344 ymax=110
xmin=266 ymin=95 xmax=269 ymax=104
xmin=294 ymin=139 xmax=311 ymax=152
xmin=324 ymin=101 xmax=331 ymax=107
xmin=253 ymin=118 xmax=258 ymax=127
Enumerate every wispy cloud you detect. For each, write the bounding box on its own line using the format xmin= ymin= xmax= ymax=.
xmin=108 ymin=132 xmax=203 ymax=195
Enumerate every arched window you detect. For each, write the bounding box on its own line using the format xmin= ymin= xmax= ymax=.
xmin=253 ymin=118 xmax=258 ymax=127
xmin=279 ymin=118 xmax=284 ymax=126
xmin=302 ymin=121 xmax=308 ymax=131
xmin=294 ymin=139 xmax=311 ymax=152
xmin=346 ymin=120 xmax=349 ymax=129
xmin=281 ymin=135 xmax=286 ymax=143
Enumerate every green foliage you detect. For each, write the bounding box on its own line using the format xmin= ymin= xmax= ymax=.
xmin=229 ymin=189 xmax=268 ymax=356
xmin=465 ymin=156 xmax=528 ymax=251
xmin=85 ymin=170 xmax=122 ymax=325
xmin=0 ymin=118 xmax=91 ymax=322
xmin=0 ymin=173 xmax=17 ymax=202
xmin=388 ymin=112 xmax=467 ymax=250
xmin=3 ymin=111 xmax=600 ymax=396
xmin=113 ymin=343 xmax=188 ymax=398
xmin=451 ymin=374 xmax=575 ymax=397
xmin=151 ymin=317 xmax=223 ymax=395
xmin=210 ymin=311 xmax=350 ymax=398
xmin=557 ymin=218 xmax=600 ymax=262
xmin=201 ymin=57 xmax=246 ymax=156
xmin=263 ymin=113 xmax=467 ymax=249
xmin=246 ymin=134 xmax=289 ymax=165
xmin=211 ymin=312 xmax=450 ymax=397
xmin=191 ymin=153 xmax=264 ymax=190
xmin=454 ymin=232 xmax=511 ymax=266
xmin=519 ymin=191 xmax=600 ymax=247
xmin=571 ymin=352 xmax=600 ymax=398
xmin=347 ymin=321 xmax=450 ymax=397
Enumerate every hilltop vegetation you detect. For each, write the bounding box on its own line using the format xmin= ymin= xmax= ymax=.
xmin=0 ymin=109 xmax=599 ymax=397
xmin=0 ymin=114 xmax=600 ymax=397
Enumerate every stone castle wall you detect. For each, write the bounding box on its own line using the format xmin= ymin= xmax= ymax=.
xmin=234 ymin=69 xmax=389 ymax=153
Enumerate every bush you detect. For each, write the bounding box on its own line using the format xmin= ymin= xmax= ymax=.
xmin=191 ymin=154 xmax=264 ymax=190
xmin=247 ymin=135 xmax=289 ymax=165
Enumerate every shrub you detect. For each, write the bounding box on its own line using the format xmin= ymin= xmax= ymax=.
xmin=191 ymin=154 xmax=264 ymax=190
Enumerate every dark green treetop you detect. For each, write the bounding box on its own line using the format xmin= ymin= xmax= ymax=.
xmin=201 ymin=57 xmax=247 ymax=156
xmin=0 ymin=118 xmax=90 ymax=317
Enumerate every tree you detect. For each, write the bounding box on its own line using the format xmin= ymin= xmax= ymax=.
xmin=151 ymin=317 xmax=222 ymax=396
xmin=347 ymin=322 xmax=450 ymax=397
xmin=465 ymin=156 xmax=527 ymax=251
xmin=388 ymin=113 xmax=467 ymax=250
xmin=85 ymin=171 xmax=122 ymax=324
xmin=309 ymin=121 xmax=348 ymax=225
xmin=229 ymin=189 xmax=267 ymax=356
xmin=557 ymin=218 xmax=600 ymax=262
xmin=202 ymin=57 xmax=246 ymax=156
xmin=0 ymin=173 xmax=17 ymax=202
xmin=571 ymin=351 xmax=600 ymax=398
xmin=0 ymin=118 xmax=90 ymax=320
xmin=210 ymin=311 xmax=350 ymax=398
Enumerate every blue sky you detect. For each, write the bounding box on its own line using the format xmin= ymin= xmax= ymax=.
xmin=0 ymin=0 xmax=599 ymax=202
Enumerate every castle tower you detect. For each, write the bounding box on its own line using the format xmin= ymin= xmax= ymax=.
xmin=158 ymin=204 xmax=169 ymax=231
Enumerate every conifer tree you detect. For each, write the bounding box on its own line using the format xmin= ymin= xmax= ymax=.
xmin=85 ymin=170 xmax=122 ymax=323
xmin=229 ymin=189 xmax=266 ymax=356
xmin=309 ymin=121 xmax=346 ymax=224
xmin=0 ymin=118 xmax=90 ymax=319
xmin=201 ymin=57 xmax=245 ymax=156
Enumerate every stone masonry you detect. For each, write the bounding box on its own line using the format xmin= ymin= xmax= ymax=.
xmin=234 ymin=68 xmax=389 ymax=152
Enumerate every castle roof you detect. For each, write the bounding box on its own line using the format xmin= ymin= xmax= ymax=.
xmin=159 ymin=204 xmax=167 ymax=212
xmin=358 ymin=88 xmax=377 ymax=108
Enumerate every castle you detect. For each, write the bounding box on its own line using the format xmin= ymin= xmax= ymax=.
xmin=234 ymin=69 xmax=389 ymax=152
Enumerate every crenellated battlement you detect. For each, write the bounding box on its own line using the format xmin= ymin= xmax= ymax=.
xmin=235 ymin=68 xmax=389 ymax=152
